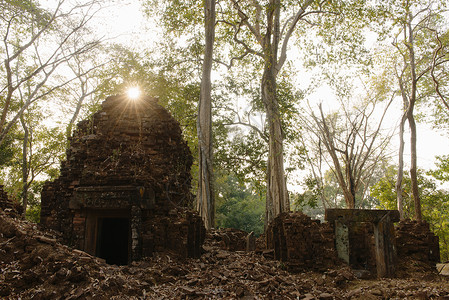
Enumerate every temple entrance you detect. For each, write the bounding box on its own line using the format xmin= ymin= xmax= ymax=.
xmin=95 ymin=217 xmax=130 ymax=265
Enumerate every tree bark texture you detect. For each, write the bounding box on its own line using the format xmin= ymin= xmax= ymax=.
xmin=20 ymin=116 xmax=29 ymax=216
xmin=408 ymin=111 xmax=421 ymax=220
xmin=196 ymin=0 xmax=215 ymax=230
xmin=263 ymin=0 xmax=289 ymax=226
xmin=395 ymin=109 xmax=407 ymax=220
xmin=406 ymin=13 xmax=422 ymax=221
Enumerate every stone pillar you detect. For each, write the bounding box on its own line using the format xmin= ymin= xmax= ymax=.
xmin=246 ymin=231 xmax=256 ymax=252
xmin=131 ymin=205 xmax=142 ymax=262
xmin=374 ymin=213 xmax=397 ymax=277
xmin=334 ymin=219 xmax=349 ymax=264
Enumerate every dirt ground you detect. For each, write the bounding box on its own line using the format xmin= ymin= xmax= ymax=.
xmin=1 ymin=210 xmax=448 ymax=299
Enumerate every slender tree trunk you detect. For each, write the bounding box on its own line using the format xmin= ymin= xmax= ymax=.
xmin=408 ymin=111 xmax=421 ymax=220
xmin=196 ymin=0 xmax=215 ymax=230
xmin=66 ymin=94 xmax=86 ymax=142
xmin=396 ymin=109 xmax=407 ymax=220
xmin=345 ymin=152 xmax=356 ymax=208
xmin=262 ymin=0 xmax=289 ymax=226
xmin=19 ymin=115 xmax=29 ymax=216
xmin=0 ymin=59 xmax=14 ymax=139
xmin=406 ymin=12 xmax=422 ymax=221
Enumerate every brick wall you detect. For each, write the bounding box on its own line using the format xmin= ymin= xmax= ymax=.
xmin=266 ymin=212 xmax=337 ymax=272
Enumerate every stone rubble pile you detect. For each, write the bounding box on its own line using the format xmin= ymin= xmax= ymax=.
xmin=1 ymin=209 xmax=448 ymax=299
xmin=208 ymin=228 xmax=249 ymax=251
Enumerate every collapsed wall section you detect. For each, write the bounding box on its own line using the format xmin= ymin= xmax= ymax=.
xmin=266 ymin=212 xmax=337 ymax=272
xmin=396 ymin=219 xmax=440 ymax=264
xmin=266 ymin=210 xmax=440 ymax=277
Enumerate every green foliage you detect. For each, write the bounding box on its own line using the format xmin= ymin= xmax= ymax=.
xmin=0 ymin=130 xmax=18 ymax=167
xmin=215 ymin=173 xmax=265 ymax=236
xmin=370 ymin=165 xmax=449 ymax=261
xmin=1 ymin=0 xmax=51 ymax=28
xmin=0 ymin=102 xmax=65 ymax=215
xmin=23 ymin=180 xmax=45 ymax=223
xmin=25 ymin=204 xmax=40 ymax=223
xmin=142 ymin=0 xmax=203 ymax=36
xmin=428 ymin=155 xmax=449 ymax=182
xmin=292 ymin=175 xmax=320 ymax=211
xmin=370 ymin=166 xmax=438 ymax=219
xmin=215 ymin=128 xmax=268 ymax=194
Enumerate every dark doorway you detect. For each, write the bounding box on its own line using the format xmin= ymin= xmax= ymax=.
xmin=96 ymin=217 xmax=129 ymax=265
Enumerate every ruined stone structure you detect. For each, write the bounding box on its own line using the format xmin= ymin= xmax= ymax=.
xmin=325 ymin=209 xmax=400 ymax=278
xmin=266 ymin=212 xmax=337 ymax=272
xmin=40 ymin=95 xmax=205 ymax=265
xmin=267 ymin=210 xmax=440 ymax=278
xmin=324 ymin=209 xmax=440 ymax=278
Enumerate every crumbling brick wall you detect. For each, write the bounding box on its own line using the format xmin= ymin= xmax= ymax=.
xmin=396 ymin=219 xmax=440 ymax=264
xmin=40 ymin=95 xmax=204 ymax=262
xmin=266 ymin=212 xmax=337 ymax=272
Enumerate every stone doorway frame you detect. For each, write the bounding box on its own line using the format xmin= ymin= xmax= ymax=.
xmin=84 ymin=209 xmax=131 ymax=264
xmin=325 ymin=209 xmax=400 ymax=278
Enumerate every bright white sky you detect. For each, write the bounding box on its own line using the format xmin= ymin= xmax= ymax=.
xmin=46 ymin=0 xmax=449 ymax=175
xmin=309 ymin=83 xmax=449 ymax=171
xmin=108 ymin=1 xmax=449 ymax=172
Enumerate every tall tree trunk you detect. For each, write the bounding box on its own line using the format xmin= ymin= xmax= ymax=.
xmin=396 ymin=109 xmax=407 ymax=220
xmin=66 ymin=94 xmax=87 ymax=142
xmin=263 ymin=0 xmax=289 ymax=226
xmin=0 ymin=59 xmax=14 ymax=140
xmin=20 ymin=115 xmax=29 ymax=216
xmin=196 ymin=0 xmax=215 ymax=230
xmin=408 ymin=111 xmax=421 ymax=220
xmin=345 ymin=152 xmax=356 ymax=208
xmin=406 ymin=12 xmax=421 ymax=221
xmin=263 ymin=64 xmax=289 ymax=225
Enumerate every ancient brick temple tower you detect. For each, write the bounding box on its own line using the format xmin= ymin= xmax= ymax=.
xmin=40 ymin=95 xmax=204 ymax=265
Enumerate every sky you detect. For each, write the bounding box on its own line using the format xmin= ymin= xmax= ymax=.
xmin=66 ymin=1 xmax=449 ymax=174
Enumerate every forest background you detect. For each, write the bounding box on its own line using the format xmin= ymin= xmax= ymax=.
xmin=1 ymin=0 xmax=449 ymax=260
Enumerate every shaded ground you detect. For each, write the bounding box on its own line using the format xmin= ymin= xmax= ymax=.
xmin=1 ymin=210 xmax=448 ymax=299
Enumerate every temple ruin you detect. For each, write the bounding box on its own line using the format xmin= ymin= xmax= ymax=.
xmin=266 ymin=209 xmax=441 ymax=278
xmin=40 ymin=95 xmax=205 ymax=265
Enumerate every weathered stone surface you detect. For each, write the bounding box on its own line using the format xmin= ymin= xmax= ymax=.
xmin=209 ymin=228 xmax=249 ymax=251
xmin=325 ymin=208 xmax=400 ymax=223
xmin=396 ymin=219 xmax=440 ymax=264
xmin=40 ymin=95 xmax=204 ymax=263
xmin=266 ymin=211 xmax=338 ymax=272
xmin=325 ymin=209 xmax=400 ymax=278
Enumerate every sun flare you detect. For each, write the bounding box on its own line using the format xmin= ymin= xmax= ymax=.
xmin=126 ymin=87 xmax=141 ymax=100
